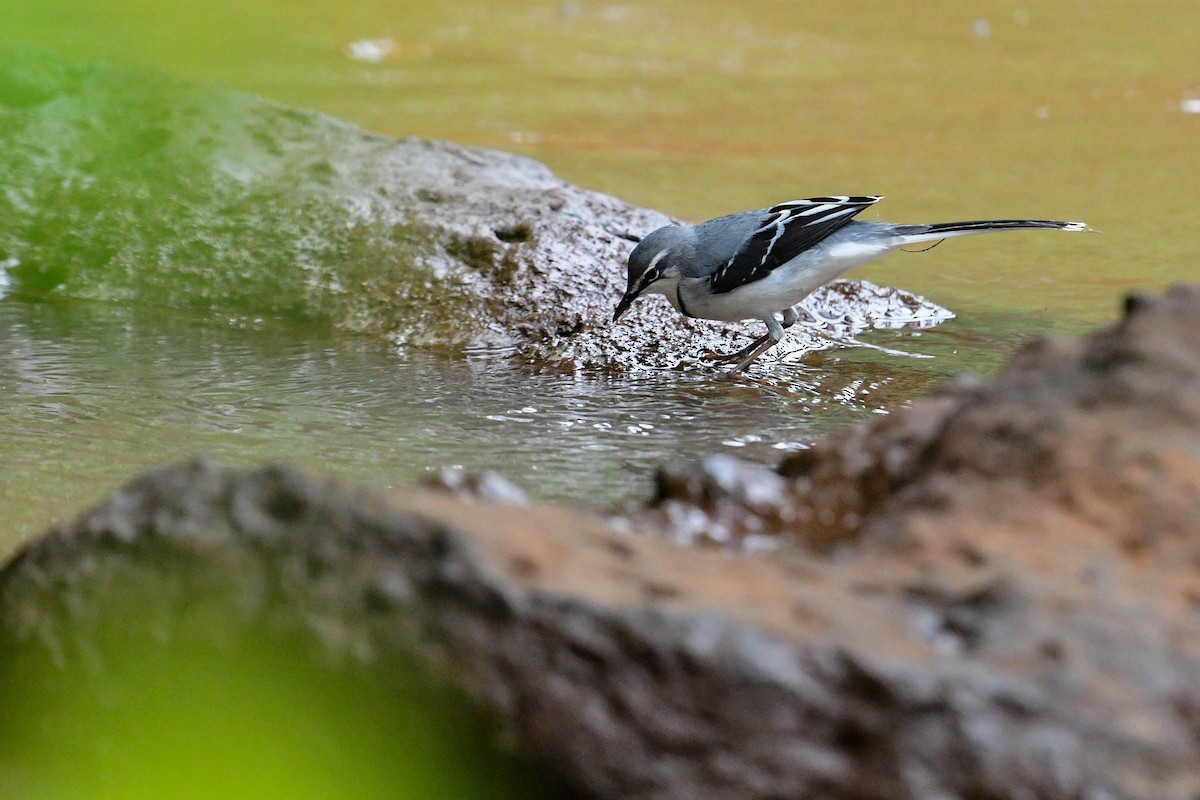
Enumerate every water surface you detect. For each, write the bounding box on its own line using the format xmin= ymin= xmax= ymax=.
xmin=3 ymin=0 xmax=1195 ymax=320
xmin=1 ymin=298 xmax=1034 ymax=555
xmin=2 ymin=0 xmax=1197 ymax=550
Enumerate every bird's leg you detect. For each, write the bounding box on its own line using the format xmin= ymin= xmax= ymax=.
xmin=719 ymin=307 xmax=798 ymax=369
xmin=706 ymin=311 xmax=793 ymax=370
xmin=728 ymin=314 xmax=787 ymax=373
xmin=706 ymin=332 xmax=772 ymax=365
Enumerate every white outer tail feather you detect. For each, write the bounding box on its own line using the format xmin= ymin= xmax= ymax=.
xmin=894 ymin=219 xmax=1090 ymax=247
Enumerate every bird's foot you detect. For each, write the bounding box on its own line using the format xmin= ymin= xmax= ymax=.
xmin=703 ymin=334 xmax=771 ymax=366
xmin=704 ymin=349 xmax=750 ymax=366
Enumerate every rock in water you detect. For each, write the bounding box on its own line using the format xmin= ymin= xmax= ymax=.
xmin=0 ymin=47 xmax=950 ymax=369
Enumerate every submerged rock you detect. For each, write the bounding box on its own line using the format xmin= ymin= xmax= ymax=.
xmin=0 ymin=48 xmax=950 ymax=369
xmin=6 ymin=287 xmax=1200 ymax=799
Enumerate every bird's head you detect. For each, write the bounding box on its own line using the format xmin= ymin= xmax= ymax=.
xmin=612 ymin=225 xmax=687 ymax=322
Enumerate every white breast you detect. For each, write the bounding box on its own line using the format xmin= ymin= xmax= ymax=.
xmin=680 ymin=237 xmax=895 ymax=322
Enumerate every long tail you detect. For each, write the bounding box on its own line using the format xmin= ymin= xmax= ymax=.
xmin=893 ymin=219 xmax=1089 ymax=246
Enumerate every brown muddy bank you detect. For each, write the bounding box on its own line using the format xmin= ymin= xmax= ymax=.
xmin=5 ymin=286 xmax=1200 ymax=798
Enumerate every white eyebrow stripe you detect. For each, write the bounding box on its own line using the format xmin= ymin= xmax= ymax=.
xmin=635 ymin=248 xmax=672 ymax=291
xmin=647 ymin=249 xmax=670 ymax=270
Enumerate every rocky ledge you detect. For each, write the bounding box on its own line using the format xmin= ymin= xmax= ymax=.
xmin=0 ymin=47 xmax=949 ymax=369
xmin=5 ymin=285 xmax=1200 ymax=799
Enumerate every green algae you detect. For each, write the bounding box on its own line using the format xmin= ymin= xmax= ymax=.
xmin=0 ymin=49 xmax=478 ymax=342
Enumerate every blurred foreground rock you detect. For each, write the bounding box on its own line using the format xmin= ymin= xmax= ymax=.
xmin=0 ymin=47 xmax=949 ymax=370
xmin=6 ymin=286 xmax=1200 ymax=798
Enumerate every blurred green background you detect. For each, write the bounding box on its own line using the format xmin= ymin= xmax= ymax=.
xmin=0 ymin=561 xmax=555 ymax=800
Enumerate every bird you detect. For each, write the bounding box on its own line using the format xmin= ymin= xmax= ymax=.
xmin=612 ymin=195 xmax=1088 ymax=373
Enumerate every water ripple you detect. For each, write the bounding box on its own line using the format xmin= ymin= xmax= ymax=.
xmin=1 ymin=300 xmax=1019 ymax=550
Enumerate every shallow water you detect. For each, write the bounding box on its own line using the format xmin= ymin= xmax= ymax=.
xmin=1 ymin=297 xmax=1041 ymax=554
xmin=2 ymin=0 xmax=1198 ymax=551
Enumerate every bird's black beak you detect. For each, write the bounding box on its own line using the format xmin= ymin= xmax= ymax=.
xmin=612 ymin=289 xmax=638 ymax=323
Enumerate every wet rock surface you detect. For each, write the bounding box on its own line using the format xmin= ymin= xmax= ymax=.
xmin=6 ymin=287 xmax=1200 ymax=798
xmin=0 ymin=48 xmax=950 ymax=369
xmin=654 ymin=283 xmax=1200 ymax=553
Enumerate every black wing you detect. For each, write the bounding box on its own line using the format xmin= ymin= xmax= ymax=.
xmin=709 ymin=196 xmax=883 ymax=294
